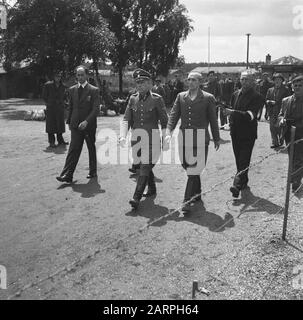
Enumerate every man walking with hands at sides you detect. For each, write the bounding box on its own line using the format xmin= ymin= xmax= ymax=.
xmin=279 ymin=75 xmax=303 ymax=192
xmin=165 ymin=71 xmax=220 ymax=214
xmin=119 ymin=69 xmax=168 ymax=210
xmin=223 ymin=70 xmax=264 ymax=198
xmin=56 ymin=65 xmax=100 ymax=183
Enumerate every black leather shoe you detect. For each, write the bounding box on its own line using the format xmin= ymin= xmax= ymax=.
xmin=87 ymin=173 xmax=97 ymax=179
xmin=56 ymin=175 xmax=72 ymax=183
xmin=181 ymin=202 xmax=191 ymax=214
xmin=230 ymin=186 xmax=240 ymax=198
xmin=129 ymin=199 xmax=139 ymax=210
xmin=49 ymin=143 xmax=57 ymax=148
xmin=128 ymin=168 xmax=137 ymax=174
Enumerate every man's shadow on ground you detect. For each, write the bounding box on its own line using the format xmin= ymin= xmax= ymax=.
xmin=125 ymin=197 xmax=235 ymax=232
xmin=232 ymin=187 xmax=283 ymax=217
xmin=43 ymin=144 xmax=68 ymax=155
xmin=57 ymin=178 xmax=105 ymax=198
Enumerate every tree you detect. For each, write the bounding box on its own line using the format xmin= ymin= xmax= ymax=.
xmin=94 ymin=0 xmax=134 ymax=94
xmin=130 ymin=0 xmax=193 ymax=77
xmin=4 ymin=0 xmax=114 ymax=77
xmin=96 ymin=0 xmax=192 ymax=93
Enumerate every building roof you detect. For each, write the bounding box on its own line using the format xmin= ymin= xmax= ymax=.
xmin=270 ymin=55 xmax=303 ymax=65
xmin=190 ymin=66 xmax=257 ymax=74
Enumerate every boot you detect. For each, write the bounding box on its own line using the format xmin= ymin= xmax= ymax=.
xmin=129 ymin=176 xmax=148 ymax=210
xmin=143 ymin=171 xmax=156 ymax=197
xmin=181 ymin=176 xmax=195 ymax=214
xmin=192 ymin=176 xmax=202 ymax=203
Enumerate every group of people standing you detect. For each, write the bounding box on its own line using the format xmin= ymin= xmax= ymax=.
xmin=43 ymin=65 xmax=303 ymax=213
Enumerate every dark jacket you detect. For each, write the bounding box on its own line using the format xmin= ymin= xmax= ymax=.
xmin=266 ymin=86 xmax=290 ymax=122
xmin=167 ymin=89 xmax=220 ymax=146
xmin=42 ymin=81 xmax=67 ymax=134
xmin=220 ymin=79 xmax=235 ymax=103
xmin=66 ymin=83 xmax=100 ymax=130
xmin=230 ymin=88 xmax=264 ymax=140
xmin=203 ymin=81 xmax=222 ymax=100
xmin=278 ymin=95 xmax=303 ymax=141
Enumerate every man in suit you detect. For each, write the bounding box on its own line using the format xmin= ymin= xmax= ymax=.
xmin=119 ymin=69 xmax=168 ymax=210
xmin=165 ymin=71 xmax=220 ymax=214
xmin=278 ymin=75 xmax=303 ymax=192
xmin=56 ymin=65 xmax=100 ymax=183
xmin=265 ymin=73 xmax=290 ymax=148
xmin=223 ymin=70 xmax=264 ymax=198
xmin=257 ymin=72 xmax=274 ymax=120
xmin=42 ymin=71 xmax=68 ymax=148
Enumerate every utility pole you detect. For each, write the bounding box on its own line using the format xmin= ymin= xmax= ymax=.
xmin=208 ymin=26 xmax=210 ymax=72
xmin=246 ymin=33 xmax=251 ymax=69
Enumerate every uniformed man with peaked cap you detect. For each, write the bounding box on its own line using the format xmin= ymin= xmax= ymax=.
xmin=119 ymin=68 xmax=168 ymax=210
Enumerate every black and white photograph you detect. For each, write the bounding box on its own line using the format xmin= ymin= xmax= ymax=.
xmin=0 ymin=0 xmax=303 ymax=305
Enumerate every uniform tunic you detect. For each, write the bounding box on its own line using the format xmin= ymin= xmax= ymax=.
xmin=123 ymin=91 xmax=168 ymax=171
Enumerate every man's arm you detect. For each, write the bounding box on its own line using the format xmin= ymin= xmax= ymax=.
xmin=156 ymin=96 xmax=168 ymax=129
xmin=85 ymin=87 xmax=100 ymax=125
xmin=207 ymin=95 xmax=220 ymax=147
xmin=166 ymin=93 xmax=181 ymax=136
xmin=66 ymin=88 xmax=73 ymax=125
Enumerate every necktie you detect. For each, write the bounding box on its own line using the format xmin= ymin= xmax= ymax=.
xmin=78 ymin=86 xmax=84 ymax=100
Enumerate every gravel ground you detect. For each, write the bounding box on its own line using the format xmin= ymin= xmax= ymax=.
xmin=0 ymin=98 xmax=303 ymax=300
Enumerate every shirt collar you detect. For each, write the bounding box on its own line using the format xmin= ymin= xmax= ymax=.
xmin=78 ymin=81 xmax=88 ymax=88
xmin=139 ymin=90 xmax=151 ymax=101
xmin=184 ymin=89 xmax=204 ymax=99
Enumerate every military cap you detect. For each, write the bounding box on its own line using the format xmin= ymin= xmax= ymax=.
xmin=272 ymin=73 xmax=284 ymax=81
xmin=292 ymin=75 xmax=303 ymax=83
xmin=133 ymin=68 xmax=151 ymax=81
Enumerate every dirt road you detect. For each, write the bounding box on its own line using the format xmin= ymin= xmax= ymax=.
xmin=0 ymin=98 xmax=303 ymax=300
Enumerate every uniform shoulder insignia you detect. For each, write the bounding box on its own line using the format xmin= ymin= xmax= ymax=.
xmin=151 ymin=92 xmax=161 ymax=98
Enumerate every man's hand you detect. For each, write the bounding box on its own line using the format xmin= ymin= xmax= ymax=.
xmin=163 ymin=135 xmax=171 ymax=151
xmin=78 ymin=120 xmax=88 ymax=131
xmin=214 ymin=140 xmax=220 ymax=151
xmin=279 ymin=118 xmax=286 ymax=127
xmin=119 ymin=137 xmax=127 ymax=148
xmin=223 ymin=108 xmax=234 ymax=116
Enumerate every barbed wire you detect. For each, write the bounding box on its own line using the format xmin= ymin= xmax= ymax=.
xmin=6 ymin=136 xmax=303 ymax=299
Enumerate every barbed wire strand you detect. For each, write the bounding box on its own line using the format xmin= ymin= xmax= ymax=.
xmin=6 ymin=138 xmax=303 ymax=299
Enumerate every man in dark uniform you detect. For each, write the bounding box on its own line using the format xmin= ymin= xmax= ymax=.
xmin=56 ymin=65 xmax=100 ymax=183
xmin=204 ymin=71 xmax=222 ymax=126
xmin=42 ymin=71 xmax=68 ymax=148
xmin=152 ymin=78 xmax=166 ymax=98
xmin=279 ymin=75 xmax=303 ymax=192
xmin=223 ymin=70 xmax=264 ymax=198
xmin=165 ymin=71 xmax=220 ymax=213
xmin=266 ymin=73 xmax=290 ymax=148
xmin=257 ymin=72 xmax=274 ymax=120
xmin=119 ymin=69 xmax=168 ymax=210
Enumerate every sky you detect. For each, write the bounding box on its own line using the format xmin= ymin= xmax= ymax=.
xmin=179 ymin=0 xmax=303 ymax=63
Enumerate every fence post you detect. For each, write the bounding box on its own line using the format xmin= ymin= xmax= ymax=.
xmin=282 ymin=126 xmax=296 ymax=241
